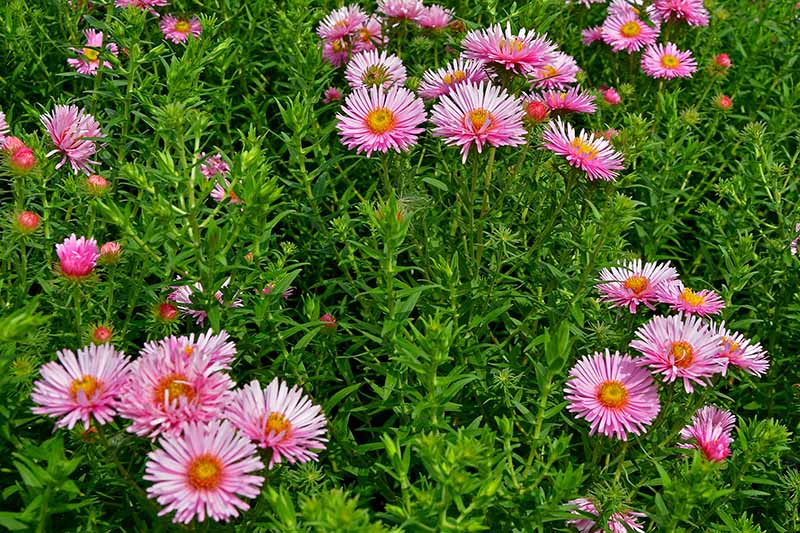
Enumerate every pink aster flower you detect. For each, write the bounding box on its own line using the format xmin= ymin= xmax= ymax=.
xmin=678 ymin=406 xmax=735 ymax=462
xmin=538 ymin=87 xmax=597 ymax=114
xmin=31 ymin=344 xmax=131 ymax=430
xmin=144 ymin=420 xmax=265 ymax=524
xmin=118 ymin=340 xmax=236 ymax=439
xmin=114 ymin=0 xmax=168 ymax=14
xmin=660 ymin=281 xmax=725 ymax=317
xmin=418 ymin=58 xmax=487 ymax=99
xmin=608 ymin=0 xmax=646 ymax=17
xmin=210 ymin=177 xmax=240 ymax=204
xmin=542 ymin=118 xmax=624 ymax=181
xmin=630 ymin=313 xmax=725 ymax=392
xmin=651 ymin=0 xmax=709 ymax=26
xmin=596 ymin=259 xmax=679 ymax=313
xmin=352 ymin=15 xmax=386 ymax=53
xmin=462 ymin=23 xmax=558 ymax=74
xmin=160 ymin=15 xmax=202 ymax=44
xmin=0 ymin=111 xmax=8 ymax=145
xmin=167 ymin=276 xmax=243 ymax=325
xmin=709 ymin=321 xmax=769 ymax=377
xmin=144 ymin=329 xmax=238 ymax=369
xmin=565 ymin=0 xmax=606 ymax=6
xmin=565 ymin=350 xmax=660 ymax=441
xmin=336 ymin=85 xmax=426 ymax=157
xmin=792 ymin=223 xmax=800 ymax=255
xmin=40 ymin=104 xmax=104 ymax=174
xmin=227 ymin=378 xmax=328 ymax=469
xmin=641 ymin=42 xmax=697 ymax=79
xmin=378 ymin=0 xmax=425 ymax=20
xmin=199 ymin=152 xmax=230 ymax=179
xmin=582 ymin=26 xmax=604 ymax=46
xmin=530 ymin=52 xmax=580 ymax=90
xmin=566 ymin=498 xmax=646 ymax=533
xmin=430 ymin=81 xmax=527 ymax=163
xmin=602 ymin=87 xmax=621 ymax=105
xmin=345 ymin=49 xmax=407 ymax=90
xmin=56 ymin=234 xmax=100 ymax=279
xmin=323 ymin=86 xmax=343 ymax=104
xmin=322 ymin=38 xmax=351 ymax=67
xmin=601 ymin=13 xmax=660 ymax=53
xmin=316 ymin=4 xmax=368 ymax=41
xmin=415 ymin=5 xmax=453 ymax=29
xmin=67 ymin=29 xmax=118 ymax=75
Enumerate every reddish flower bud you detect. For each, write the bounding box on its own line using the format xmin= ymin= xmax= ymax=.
xmin=602 ymin=87 xmax=621 ymax=106
xmin=320 ymin=313 xmax=337 ymax=330
xmin=525 ymin=101 xmax=548 ymax=123
xmin=86 ymin=174 xmax=109 ymax=196
xmin=15 ymin=210 xmax=40 ymax=234
xmin=99 ymin=241 xmax=122 ymax=264
xmin=9 ymin=147 xmax=36 ymax=173
xmin=2 ymin=136 xmax=25 ymax=154
xmin=157 ymin=302 xmax=178 ymax=322
xmin=715 ymin=95 xmax=733 ymax=110
xmin=714 ymin=53 xmax=731 ymax=68
xmin=91 ymin=325 xmax=113 ymax=344
xmin=244 ymin=251 xmax=254 ymax=263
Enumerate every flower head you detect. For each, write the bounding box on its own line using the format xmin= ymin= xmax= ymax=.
xmin=641 ymin=42 xmax=697 ymax=79
xmin=661 ymin=282 xmax=725 ymax=317
xmin=316 ymin=4 xmax=368 ymax=41
xmin=86 ymin=174 xmax=109 ymax=195
xmin=160 ymin=15 xmax=202 ymax=44
xmin=430 ymin=81 xmax=527 ymax=163
xmin=462 ymin=23 xmax=557 ymax=74
xmin=651 ymin=0 xmax=709 ymax=26
xmin=630 ymin=313 xmax=725 ymax=392
xmin=336 ymin=85 xmax=426 ymax=156
xmin=542 ymin=117 xmax=624 ymax=181
xmin=596 ymin=259 xmax=678 ymax=312
xmin=323 ymin=87 xmax=343 ymax=104
xmin=378 ymin=0 xmax=425 ymax=20
xmin=538 ymin=87 xmax=597 ymax=114
xmin=144 ymin=420 xmax=265 ymax=524
xmin=99 ymin=241 xmax=122 ymax=264
xmin=582 ymin=26 xmax=604 ymax=46
xmin=56 ymin=234 xmax=100 ymax=279
xmin=210 ymin=177 xmax=240 ymax=204
xmin=322 ymin=38 xmax=351 ymax=67
xmin=6 ymin=142 xmax=36 ymax=174
xmin=15 ymin=210 xmax=40 ymax=235
xmin=715 ymin=53 xmax=732 ymax=68
xmin=565 ymin=350 xmax=660 ymax=441
xmin=566 ymin=498 xmax=646 ymax=533
xmin=227 ymin=378 xmax=328 ymax=468
xmin=602 ymin=87 xmax=621 ymax=105
xmin=524 ymin=100 xmax=549 ymax=123
xmin=41 ymin=105 xmax=104 ymax=174
xmin=351 ymin=15 xmax=386 ymax=53
xmin=602 ymin=14 xmax=660 ymax=53
xmin=167 ymin=276 xmax=243 ymax=325
xmin=68 ymin=29 xmax=118 ymax=75
xmin=416 ymin=5 xmax=453 ymax=29
xmin=710 ymin=322 xmax=769 ymax=377
xmin=31 ymin=344 xmax=131 ymax=430
xmin=418 ymin=58 xmax=488 ymax=99
xmin=199 ymin=152 xmax=230 ymax=180
xmin=530 ymin=52 xmax=580 ymax=90
xmin=90 ymin=325 xmax=113 ymax=344
xmin=714 ymin=94 xmax=733 ymax=110
xmin=678 ymin=406 xmax=735 ymax=462
xmin=345 ymin=49 xmax=407 ymax=90
xmin=114 ymin=0 xmax=168 ymax=14
xmin=156 ymin=302 xmax=179 ymax=322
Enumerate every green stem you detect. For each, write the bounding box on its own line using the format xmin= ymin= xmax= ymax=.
xmin=72 ymin=285 xmax=83 ymax=339
xmin=95 ymin=425 xmax=156 ymax=512
xmin=475 ymin=147 xmax=496 ymax=267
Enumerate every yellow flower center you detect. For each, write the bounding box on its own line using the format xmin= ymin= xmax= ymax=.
xmin=623 ymin=275 xmax=648 ymax=295
xmin=358 ymin=28 xmax=372 ymax=42
xmin=468 ymin=108 xmax=493 ymax=131
xmin=265 ymin=412 xmax=291 ymax=439
xmin=670 ymin=341 xmax=694 ymax=368
xmin=680 ymin=288 xmax=706 ymax=307
xmin=570 ymin=138 xmax=599 ymax=160
xmin=175 ymin=20 xmax=191 ymax=34
xmin=661 ymin=54 xmax=680 ymax=69
xmin=83 ymin=47 xmax=100 ymax=62
xmin=332 ymin=39 xmax=347 ymax=53
xmin=187 ymin=454 xmax=223 ymax=490
xmin=540 ymin=65 xmax=558 ymax=79
xmin=620 ymin=21 xmax=642 ymax=38
xmin=362 ymin=65 xmax=389 ymax=87
xmin=597 ymin=381 xmax=628 ymax=408
xmin=720 ymin=336 xmax=739 ymax=354
xmin=153 ymin=373 xmax=195 ymax=405
xmin=442 ymin=70 xmax=466 ymax=85
xmin=499 ymin=38 xmax=525 ymax=53
xmin=366 ymin=108 xmax=395 ymax=134
xmin=70 ymin=375 xmax=99 ymax=401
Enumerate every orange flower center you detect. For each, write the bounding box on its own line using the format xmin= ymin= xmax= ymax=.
xmin=175 ymin=20 xmax=191 ymax=34
xmin=265 ymin=412 xmax=292 ymax=439
xmin=70 ymin=375 xmax=99 ymax=401
xmin=184 ymin=345 xmax=194 ymax=357
xmin=358 ymin=28 xmax=372 ymax=42
xmin=187 ymin=454 xmax=223 ymax=490
xmin=362 ymin=65 xmax=389 ymax=87
xmin=366 ymin=107 xmax=395 ymax=134
xmin=540 ymin=65 xmax=558 ymax=79
xmin=332 ymin=39 xmax=347 ymax=53
xmin=661 ymin=54 xmax=680 ymax=69
xmin=153 ymin=373 xmax=195 ymax=405
xmin=623 ymin=275 xmax=648 ymax=295
xmin=83 ymin=47 xmax=100 ymax=61
xmin=620 ymin=21 xmax=642 ymax=38
xmin=468 ymin=108 xmax=493 ymax=131
xmin=670 ymin=341 xmax=694 ymax=368
xmin=442 ymin=70 xmax=466 ymax=85
xmin=570 ymin=138 xmax=598 ymax=160
xmin=720 ymin=336 xmax=739 ymax=354
xmin=597 ymin=381 xmax=628 ymax=408
xmin=499 ymin=38 xmax=525 ymax=53
xmin=680 ymin=288 xmax=706 ymax=307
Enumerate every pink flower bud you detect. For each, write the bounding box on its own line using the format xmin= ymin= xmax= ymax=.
xmin=9 ymin=147 xmax=36 ymax=173
xmin=602 ymin=87 xmax=621 ymax=106
xmin=525 ymin=101 xmax=548 ymax=123
xmin=99 ymin=241 xmax=122 ymax=264
xmin=320 ymin=313 xmax=337 ymax=330
xmin=91 ymin=325 xmax=113 ymax=344
xmin=714 ymin=53 xmax=731 ymax=68
xmin=15 ymin=210 xmax=40 ymax=234
xmin=157 ymin=302 xmax=178 ymax=322
xmin=323 ymin=87 xmax=342 ymax=104
xmin=715 ymin=95 xmax=733 ymax=110
xmin=86 ymin=174 xmax=109 ymax=196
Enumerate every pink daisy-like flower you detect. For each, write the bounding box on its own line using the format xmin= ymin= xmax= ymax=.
xmin=641 ymin=42 xmax=697 ymax=79
xmin=430 ymin=81 xmax=527 ymax=163
xmin=677 ymin=406 xmax=735 ymax=462
xmin=199 ymin=152 xmax=230 ymax=179
xmin=462 ymin=23 xmax=557 ymax=74
xmin=316 ymin=4 xmax=368 ymax=41
xmin=651 ymin=0 xmax=709 ymax=26
xmin=538 ymin=87 xmax=597 ymax=114
xmin=378 ymin=0 xmax=425 ymax=20
xmin=114 ymin=0 xmax=168 ymax=14
xmin=660 ymin=281 xmax=725 ymax=317
xmin=418 ymin=58 xmax=487 ymax=99
xmin=56 ymin=234 xmax=100 ymax=279
xmin=323 ymin=87 xmax=343 ymax=104
xmin=40 ymin=104 xmax=104 ymax=174
xmin=67 ymin=29 xmax=118 ymax=76
xmin=542 ymin=117 xmax=624 ymax=181
xmin=31 ymin=344 xmax=131 ymax=430
xmin=352 ymin=15 xmax=386 ymax=53
xmin=210 ymin=177 xmax=240 ymax=204
xmin=601 ymin=13 xmax=660 ymax=53
xmin=566 ymin=498 xmax=646 ymax=533
xmin=118 ymin=340 xmax=236 ymax=439
xmin=160 ymin=15 xmax=202 ymax=44
xmin=530 ymin=52 xmax=580 ymax=89
xmin=144 ymin=329 xmax=238 ymax=369
xmin=336 ymin=85 xmax=426 ymax=157
xmin=415 ymin=5 xmax=453 ymax=29
xmin=596 ymin=259 xmax=679 ymax=313
xmin=345 ymin=49 xmax=407 ymax=90
xmin=602 ymin=87 xmax=621 ymax=105
xmin=582 ymin=26 xmax=604 ymax=46
xmin=322 ymin=38 xmax=351 ymax=67
xmin=630 ymin=313 xmax=725 ymax=392
xmin=0 ymin=111 xmax=8 ymax=145
xmin=791 ymin=223 xmax=800 ymax=255
xmin=565 ymin=350 xmax=660 ymax=441
xmin=167 ymin=276 xmax=243 ymax=325
xmin=227 ymin=378 xmax=328 ymax=469
xmin=709 ymin=321 xmax=769 ymax=377
xmin=144 ymin=420 xmax=265 ymax=524
xmin=608 ymin=0 xmax=646 ymax=17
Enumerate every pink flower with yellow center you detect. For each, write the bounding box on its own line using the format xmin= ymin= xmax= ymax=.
xmin=67 ymin=29 xmax=118 ymax=75
xmin=144 ymin=420 xmax=265 ymax=524
xmin=596 ymin=259 xmax=678 ymax=313
xmin=537 ymin=87 xmax=597 ymax=114
xmin=566 ymin=498 xmax=646 ymax=533
xmin=31 ymin=344 xmax=131 ymax=430
xmin=352 ymin=16 xmax=386 ymax=53
xmin=56 ymin=234 xmax=100 ymax=279
xmin=660 ymin=281 xmax=725 ymax=317
xmin=641 ymin=42 xmax=697 ymax=79
xmin=462 ymin=23 xmax=557 ymax=74
xmin=227 ymin=378 xmax=328 ymax=469
xmin=345 ymin=49 xmax=407 ymax=90
xmin=418 ymin=58 xmax=488 ymax=99
xmin=601 ymin=13 xmax=660 ymax=53
xmin=322 ymin=38 xmax=351 ymax=67
xmin=542 ymin=117 xmax=624 ymax=181
xmin=709 ymin=321 xmax=769 ymax=377
xmin=415 ymin=5 xmax=453 ymax=29
xmin=41 ymin=104 xmax=104 ymax=174
xmin=160 ymin=15 xmax=202 ymax=44
xmin=377 ymin=0 xmax=425 ymax=20
xmin=530 ymin=52 xmax=580 ymax=89
xmin=336 ymin=85 xmax=427 ymax=156
xmin=630 ymin=313 xmax=725 ymax=392
xmin=316 ymin=4 xmax=368 ymax=41
xmin=430 ymin=81 xmax=527 ymax=163
xmin=677 ymin=406 xmax=735 ymax=462
xmin=143 ymin=329 xmax=238 ymax=369
xmin=651 ymin=0 xmax=709 ymax=26
xmin=565 ymin=350 xmax=660 ymax=441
